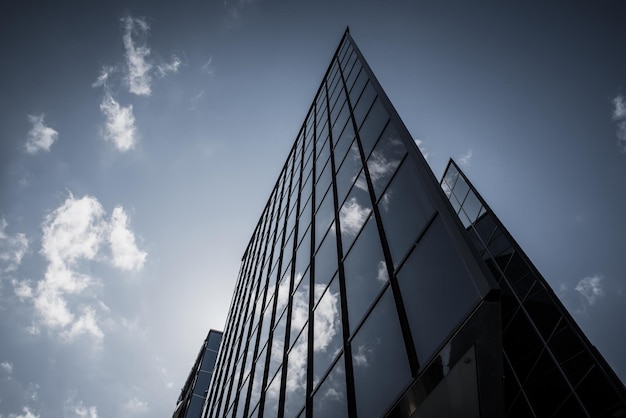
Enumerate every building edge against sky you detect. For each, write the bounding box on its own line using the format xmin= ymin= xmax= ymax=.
xmin=173 ymin=29 xmax=626 ymax=417
xmin=174 ymin=330 xmax=222 ymax=418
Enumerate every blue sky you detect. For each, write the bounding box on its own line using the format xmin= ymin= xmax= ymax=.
xmin=1 ymin=1 xmax=626 ymax=416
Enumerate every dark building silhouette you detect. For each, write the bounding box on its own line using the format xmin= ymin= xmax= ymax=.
xmin=174 ymin=330 xmax=222 ymax=418
xmin=441 ymin=160 xmax=626 ymax=416
xmin=191 ymin=29 xmax=626 ymax=417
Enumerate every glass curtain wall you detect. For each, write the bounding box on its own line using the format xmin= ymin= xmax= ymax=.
xmin=202 ymin=30 xmax=497 ymax=418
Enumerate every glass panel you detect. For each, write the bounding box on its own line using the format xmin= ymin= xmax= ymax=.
xmin=332 ymin=101 xmax=350 ymax=140
xmin=333 ymin=118 xmax=355 ymax=166
xmin=313 ymin=277 xmax=343 ymax=387
xmin=353 ymin=82 xmax=377 ymax=128
xmin=312 ymin=355 xmax=348 ymax=418
xmin=335 ymin=140 xmax=363 ymax=207
xmin=316 ymin=158 xmax=332 ymax=196
xmin=284 ymin=325 xmax=308 ymax=418
xmin=248 ymin=346 xmax=266 ymax=411
xmin=314 ymin=229 xmax=338 ymax=294
xmin=268 ymin=310 xmax=287 ymax=382
xmin=358 ymin=100 xmax=390 ymax=162
xmin=397 ymin=216 xmax=481 ymax=365
xmin=338 ymin=183 xmax=372 ymax=252
xmin=289 ymin=273 xmax=309 ymax=347
xmin=366 ymin=121 xmax=407 ymax=198
xmin=263 ymin=366 xmax=282 ymax=418
xmin=294 ymin=228 xmax=311 ymax=278
xmin=348 ymin=66 xmax=367 ymax=101
xmin=351 ymin=288 xmax=412 ymax=418
xmin=315 ymin=188 xmax=335 ymax=250
xmin=461 ymin=191 xmax=482 ymax=225
xmin=378 ymin=159 xmax=435 ymax=267
xmin=343 ymin=217 xmax=388 ymax=334
xmin=345 ymin=64 xmax=362 ymax=93
xmin=451 ymin=176 xmax=469 ymax=205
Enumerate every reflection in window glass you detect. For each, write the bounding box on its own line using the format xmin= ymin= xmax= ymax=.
xmin=353 ymin=83 xmax=377 ymax=128
xmin=284 ymin=325 xmax=308 ymax=418
xmin=397 ymin=216 xmax=481 ymax=365
xmin=452 ymin=176 xmax=470 ymax=205
xmin=351 ymin=288 xmax=412 ymax=418
xmin=289 ymin=274 xmax=308 ymax=348
xmin=315 ymin=189 xmax=334 ymax=250
xmin=267 ymin=311 xmax=286 ymax=382
xmin=314 ymin=230 xmax=338 ymax=293
xmin=359 ymin=99 xmax=390 ymax=160
xmin=263 ymin=366 xmax=282 ymax=418
xmin=335 ymin=140 xmax=362 ymax=207
xmin=248 ymin=347 xmax=266 ymax=413
xmin=339 ymin=184 xmax=371 ymax=252
xmin=367 ymin=123 xmax=407 ymax=198
xmin=346 ymin=64 xmax=362 ymax=93
xmin=313 ymin=355 xmax=347 ymax=418
xmin=313 ymin=277 xmax=343 ymax=387
xmin=316 ymin=158 xmax=332 ymax=197
xmin=333 ymin=102 xmax=350 ymax=141
xmin=343 ymin=217 xmax=388 ymax=334
xmin=378 ymin=159 xmax=435 ymax=268
xmin=333 ymin=118 xmax=355 ymax=166
xmin=461 ymin=190 xmax=482 ymax=226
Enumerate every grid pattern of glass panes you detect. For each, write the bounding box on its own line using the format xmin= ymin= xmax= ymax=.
xmin=202 ymin=32 xmax=493 ymax=418
xmin=442 ymin=161 xmax=626 ymax=417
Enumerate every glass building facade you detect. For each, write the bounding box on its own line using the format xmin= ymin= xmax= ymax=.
xmin=193 ymin=30 xmax=626 ymax=417
xmin=174 ymin=330 xmax=223 ymax=418
xmin=442 ymin=161 xmax=626 ymax=417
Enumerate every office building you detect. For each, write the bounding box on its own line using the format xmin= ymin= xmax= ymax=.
xmin=196 ymin=29 xmax=626 ymax=417
xmin=174 ymin=330 xmax=223 ymax=418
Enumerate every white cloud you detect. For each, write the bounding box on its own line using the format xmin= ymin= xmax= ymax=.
xmin=156 ymin=55 xmax=181 ymax=77
xmin=0 ymin=361 xmax=13 ymax=374
xmin=15 ymin=194 xmax=147 ymax=342
xmin=11 ymin=407 xmax=40 ymax=418
xmin=575 ymin=274 xmax=605 ymax=306
xmin=459 ymin=150 xmax=473 ymax=167
xmin=99 ymin=92 xmax=137 ymax=151
xmin=92 ymin=66 xmax=117 ymax=88
xmin=613 ymin=95 xmax=626 ymax=119
xmin=123 ymin=397 xmax=149 ymax=415
xmin=109 ymin=207 xmax=146 ymax=271
xmin=64 ymin=394 xmax=99 ymax=418
xmin=201 ymin=56 xmax=215 ymax=77
xmin=25 ymin=114 xmax=57 ymax=154
xmin=122 ymin=16 xmax=153 ymax=96
xmin=0 ymin=218 xmax=28 ymax=273
xmin=339 ymin=198 xmax=370 ymax=237
xmin=612 ymin=95 xmax=626 ymax=153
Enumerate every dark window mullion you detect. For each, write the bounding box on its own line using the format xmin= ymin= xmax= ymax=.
xmin=333 ymin=52 xmax=358 ymax=418
xmin=342 ymin=33 xmax=420 ymax=378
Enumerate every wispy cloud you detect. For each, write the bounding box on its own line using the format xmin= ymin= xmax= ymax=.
xmin=459 ymin=150 xmax=473 ymax=167
xmin=92 ymin=66 xmax=117 ymax=88
xmin=11 ymin=407 xmax=40 ymax=418
xmin=25 ymin=114 xmax=58 ymax=154
xmin=109 ymin=207 xmax=147 ymax=271
xmin=575 ymin=274 xmax=605 ymax=306
xmin=201 ymin=56 xmax=215 ymax=78
xmin=612 ymin=95 xmax=626 ymax=153
xmin=123 ymin=397 xmax=149 ymax=415
xmin=14 ymin=194 xmax=147 ymax=343
xmin=0 ymin=361 xmax=13 ymax=374
xmin=99 ymin=92 xmax=137 ymax=151
xmin=64 ymin=394 xmax=99 ymax=418
xmin=0 ymin=218 xmax=28 ymax=273
xmin=156 ymin=55 xmax=181 ymax=77
xmin=122 ymin=16 xmax=153 ymax=96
